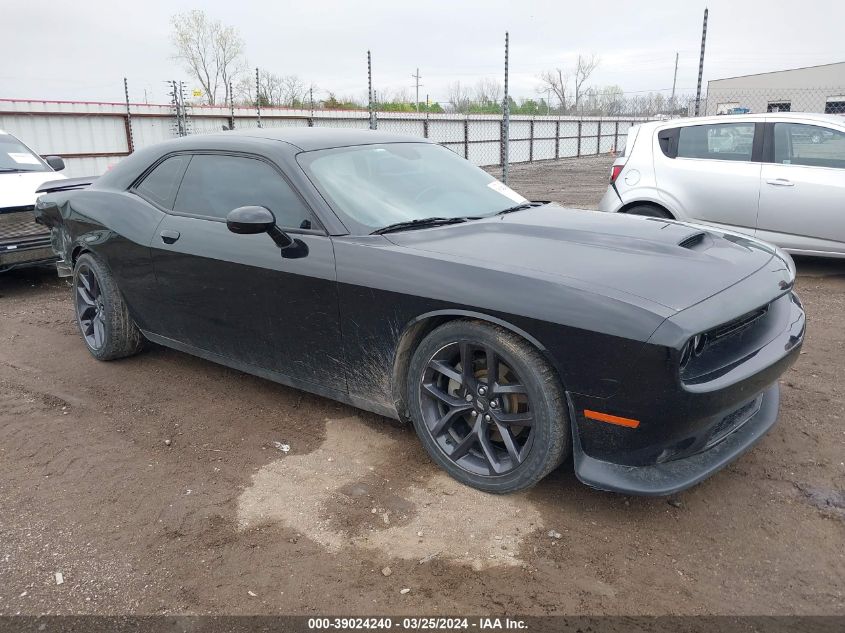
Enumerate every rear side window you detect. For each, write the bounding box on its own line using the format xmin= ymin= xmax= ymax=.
xmin=173 ymin=154 xmax=314 ymax=229
xmin=677 ymin=123 xmax=755 ymax=161
xmin=773 ymin=123 xmax=845 ymax=169
xmin=135 ymin=155 xmax=190 ymax=209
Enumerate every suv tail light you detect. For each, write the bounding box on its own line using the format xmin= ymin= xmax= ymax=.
xmin=610 ymin=164 xmax=623 ymax=183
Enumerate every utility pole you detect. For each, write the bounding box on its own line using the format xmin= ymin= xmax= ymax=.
xmin=695 ymin=8 xmax=708 ymax=116
xmin=411 ymin=68 xmax=423 ymax=113
xmin=671 ymin=52 xmax=679 ymax=112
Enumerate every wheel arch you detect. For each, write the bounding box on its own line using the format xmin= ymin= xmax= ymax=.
xmin=70 ymin=244 xmax=90 ymax=264
xmin=618 ymin=200 xmax=676 ymax=218
xmin=389 ymin=309 xmax=566 ymax=423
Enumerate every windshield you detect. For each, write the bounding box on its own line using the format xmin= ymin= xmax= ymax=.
xmin=298 ymin=143 xmax=528 ymax=232
xmin=0 ymin=133 xmax=49 ymax=172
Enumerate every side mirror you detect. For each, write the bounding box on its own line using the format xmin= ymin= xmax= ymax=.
xmin=44 ymin=155 xmax=65 ymax=171
xmin=226 ymin=206 xmax=277 ymax=234
xmin=226 ymin=206 xmax=295 ymax=250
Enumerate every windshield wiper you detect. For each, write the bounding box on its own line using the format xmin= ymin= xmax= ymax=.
xmin=495 ymin=201 xmax=549 ymax=216
xmin=0 ymin=168 xmax=29 ymax=173
xmin=372 ymin=216 xmax=472 ymax=235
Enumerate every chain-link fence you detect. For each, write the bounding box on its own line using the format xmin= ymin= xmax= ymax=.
xmin=3 ymin=86 xmax=843 ymax=178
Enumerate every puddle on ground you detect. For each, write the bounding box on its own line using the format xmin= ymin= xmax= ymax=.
xmin=237 ymin=415 xmax=543 ymax=568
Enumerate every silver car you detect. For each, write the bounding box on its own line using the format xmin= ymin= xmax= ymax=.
xmin=598 ymin=113 xmax=845 ymax=258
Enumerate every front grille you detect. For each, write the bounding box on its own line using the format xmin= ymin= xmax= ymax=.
xmin=708 ymin=304 xmax=770 ymax=341
xmin=706 ymin=395 xmax=762 ymax=448
xmin=0 ymin=208 xmax=49 ymax=244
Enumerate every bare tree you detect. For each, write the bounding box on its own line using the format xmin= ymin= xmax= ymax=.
xmin=537 ymin=69 xmax=569 ymax=112
xmin=280 ymin=75 xmax=306 ymax=107
xmin=171 ymin=10 xmax=244 ymax=105
xmin=574 ymin=54 xmax=600 ymax=113
xmin=595 ymin=85 xmax=625 ymax=116
xmin=447 ymin=81 xmax=472 ymax=113
xmin=474 ymin=78 xmax=502 ymax=108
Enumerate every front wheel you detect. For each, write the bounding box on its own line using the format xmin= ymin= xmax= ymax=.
xmin=407 ymin=320 xmax=570 ymax=493
xmin=73 ymin=253 xmax=144 ymax=361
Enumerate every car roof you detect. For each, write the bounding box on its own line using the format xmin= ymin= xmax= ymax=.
xmin=636 ymin=112 xmax=845 ymax=132
xmin=210 ymin=127 xmax=434 ymax=151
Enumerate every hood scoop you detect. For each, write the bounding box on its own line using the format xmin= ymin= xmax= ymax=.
xmin=677 ymin=231 xmax=709 ymax=250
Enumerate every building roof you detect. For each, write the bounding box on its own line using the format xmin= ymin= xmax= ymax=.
xmin=709 ymin=61 xmax=845 ymax=84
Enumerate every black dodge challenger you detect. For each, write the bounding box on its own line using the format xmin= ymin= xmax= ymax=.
xmin=34 ymin=128 xmax=805 ymax=496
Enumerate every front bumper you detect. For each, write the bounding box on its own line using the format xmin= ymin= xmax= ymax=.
xmin=0 ymin=236 xmax=56 ymax=272
xmin=568 ymin=281 xmax=805 ymax=496
xmin=572 ymin=383 xmax=780 ymax=496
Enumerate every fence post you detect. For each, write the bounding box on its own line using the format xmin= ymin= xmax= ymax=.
xmin=123 ymin=77 xmax=134 ymax=154
xmin=308 ymin=86 xmax=314 ymax=127
xmin=367 ymin=50 xmax=376 ymax=130
xmin=255 ymin=67 xmax=262 ymax=128
xmin=576 ymin=120 xmax=582 ymax=157
xmin=596 ymin=119 xmax=602 ymax=155
xmin=529 ymin=119 xmax=534 ymax=162
xmin=229 ymin=80 xmax=235 ymax=131
xmin=464 ymin=117 xmax=469 ymax=160
xmin=614 ymin=120 xmax=619 ymax=154
xmin=555 ymin=119 xmax=560 ymax=159
xmin=501 ymin=31 xmax=510 ymax=184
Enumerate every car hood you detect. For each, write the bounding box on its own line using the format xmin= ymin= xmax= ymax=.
xmin=383 ymin=204 xmax=776 ymax=312
xmin=1 ymin=171 xmax=65 ymax=209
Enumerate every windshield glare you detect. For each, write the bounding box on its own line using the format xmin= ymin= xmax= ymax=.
xmin=299 ymin=143 xmax=528 ymax=232
xmin=0 ymin=134 xmax=49 ymax=172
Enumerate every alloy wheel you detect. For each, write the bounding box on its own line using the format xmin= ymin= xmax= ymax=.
xmin=75 ymin=263 xmax=106 ymax=350
xmin=419 ymin=341 xmax=535 ymax=477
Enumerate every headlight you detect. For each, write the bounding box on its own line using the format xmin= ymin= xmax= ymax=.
xmin=692 ymin=333 xmax=708 ymax=356
xmin=680 ymin=333 xmax=708 ymax=370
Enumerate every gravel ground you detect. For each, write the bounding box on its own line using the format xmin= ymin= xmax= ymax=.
xmin=0 ymin=157 xmax=843 ymax=617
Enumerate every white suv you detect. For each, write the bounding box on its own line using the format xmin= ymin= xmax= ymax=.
xmin=1 ymin=129 xmax=66 ymax=272
xmin=598 ymin=113 xmax=845 ymax=258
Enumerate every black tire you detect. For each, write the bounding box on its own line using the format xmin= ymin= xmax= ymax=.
xmin=407 ymin=320 xmax=570 ymax=493
xmin=72 ymin=253 xmax=144 ymax=361
xmin=625 ymin=204 xmax=673 ymax=219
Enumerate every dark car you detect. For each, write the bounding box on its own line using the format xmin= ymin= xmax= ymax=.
xmin=34 ymin=128 xmax=805 ymax=496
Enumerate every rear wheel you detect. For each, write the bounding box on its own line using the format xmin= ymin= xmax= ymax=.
xmin=625 ymin=204 xmax=673 ymax=219
xmin=73 ymin=253 xmax=144 ymax=361
xmin=407 ymin=320 xmax=569 ymax=493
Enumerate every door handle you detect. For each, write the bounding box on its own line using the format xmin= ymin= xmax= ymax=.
xmin=160 ymin=230 xmax=181 ymax=244
xmin=766 ymin=178 xmax=794 ymax=187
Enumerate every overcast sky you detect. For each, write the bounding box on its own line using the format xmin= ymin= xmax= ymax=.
xmin=3 ymin=0 xmax=843 ymax=106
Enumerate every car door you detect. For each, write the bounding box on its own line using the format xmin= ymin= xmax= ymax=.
xmin=655 ymin=121 xmax=762 ymax=235
xmin=149 ymin=152 xmax=345 ymax=389
xmin=756 ymin=121 xmax=845 ymax=255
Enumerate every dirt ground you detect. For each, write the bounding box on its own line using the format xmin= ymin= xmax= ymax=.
xmin=0 ymin=157 xmax=843 ymax=617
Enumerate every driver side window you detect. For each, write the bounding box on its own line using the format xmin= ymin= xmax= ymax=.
xmin=173 ymin=154 xmax=316 ymax=229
